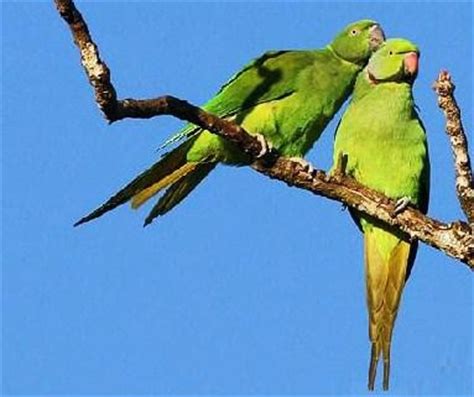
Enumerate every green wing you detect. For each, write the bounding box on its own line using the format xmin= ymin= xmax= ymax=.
xmin=161 ymin=50 xmax=317 ymax=148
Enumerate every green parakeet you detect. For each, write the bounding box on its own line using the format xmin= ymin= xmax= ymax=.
xmin=75 ymin=20 xmax=384 ymax=226
xmin=332 ymin=38 xmax=430 ymax=391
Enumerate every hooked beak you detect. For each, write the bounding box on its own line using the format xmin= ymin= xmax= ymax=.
xmin=404 ymin=51 xmax=419 ymax=78
xmin=369 ymin=24 xmax=385 ymax=51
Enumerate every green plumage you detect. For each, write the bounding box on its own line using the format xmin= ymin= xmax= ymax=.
xmin=75 ymin=19 xmax=384 ymax=226
xmin=332 ymin=39 xmax=430 ymax=391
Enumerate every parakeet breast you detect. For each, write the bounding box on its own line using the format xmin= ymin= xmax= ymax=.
xmin=335 ymin=83 xmax=428 ymax=206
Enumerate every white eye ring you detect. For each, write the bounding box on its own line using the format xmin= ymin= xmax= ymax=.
xmin=350 ymin=29 xmax=358 ymax=36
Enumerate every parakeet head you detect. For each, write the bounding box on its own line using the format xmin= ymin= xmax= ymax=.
xmin=330 ymin=20 xmax=385 ymax=64
xmin=367 ymin=38 xmax=420 ymax=84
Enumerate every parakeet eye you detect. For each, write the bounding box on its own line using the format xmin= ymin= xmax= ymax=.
xmin=350 ymin=29 xmax=359 ymax=36
xmin=389 ymin=51 xmax=394 ymax=55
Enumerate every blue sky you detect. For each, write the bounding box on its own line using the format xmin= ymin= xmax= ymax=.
xmin=2 ymin=1 xmax=472 ymax=395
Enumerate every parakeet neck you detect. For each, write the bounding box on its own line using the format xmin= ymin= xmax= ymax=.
xmin=364 ymin=82 xmax=416 ymax=120
xmin=351 ymin=69 xmax=372 ymax=101
xmin=352 ymin=71 xmax=412 ymax=100
xmin=375 ymin=81 xmax=413 ymax=100
xmin=326 ymin=45 xmax=365 ymax=70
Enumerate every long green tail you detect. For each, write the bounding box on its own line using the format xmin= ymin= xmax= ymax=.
xmin=364 ymin=229 xmax=412 ymax=391
xmin=143 ymin=162 xmax=216 ymax=226
xmin=74 ymin=137 xmax=206 ymax=226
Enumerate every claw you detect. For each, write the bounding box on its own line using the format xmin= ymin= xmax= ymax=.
xmin=288 ymin=157 xmax=315 ymax=174
xmin=392 ymin=196 xmax=412 ymax=216
xmin=255 ymin=134 xmax=272 ymax=159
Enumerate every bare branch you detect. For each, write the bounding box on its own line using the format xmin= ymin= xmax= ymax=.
xmin=252 ymin=161 xmax=473 ymax=268
xmin=55 ymin=0 xmax=474 ymax=269
xmin=55 ymin=0 xmax=117 ymax=117
xmin=433 ymin=71 xmax=474 ymax=224
xmin=115 ymin=97 xmax=274 ymax=161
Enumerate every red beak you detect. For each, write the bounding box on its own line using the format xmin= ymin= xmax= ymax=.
xmin=404 ymin=52 xmax=419 ymax=76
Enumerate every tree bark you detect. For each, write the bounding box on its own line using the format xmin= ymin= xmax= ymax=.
xmin=433 ymin=71 xmax=474 ymax=224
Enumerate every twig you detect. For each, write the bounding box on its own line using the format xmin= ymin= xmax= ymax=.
xmin=433 ymin=71 xmax=474 ymax=224
xmin=55 ymin=0 xmax=474 ymax=269
xmin=55 ymin=0 xmax=117 ymax=117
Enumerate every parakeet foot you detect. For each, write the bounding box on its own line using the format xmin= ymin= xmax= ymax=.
xmin=392 ymin=196 xmax=412 ymax=216
xmin=255 ymin=134 xmax=272 ymax=159
xmin=288 ymin=157 xmax=315 ymax=174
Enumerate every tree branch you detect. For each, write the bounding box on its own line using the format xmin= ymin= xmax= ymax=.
xmin=55 ymin=0 xmax=474 ymax=269
xmin=433 ymin=71 xmax=474 ymax=224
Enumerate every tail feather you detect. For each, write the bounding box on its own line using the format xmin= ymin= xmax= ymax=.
xmin=368 ymin=343 xmax=378 ymax=391
xmin=144 ymin=162 xmax=216 ymax=226
xmin=131 ymin=162 xmax=198 ymax=209
xmin=364 ymin=229 xmax=412 ymax=391
xmin=74 ymin=138 xmax=196 ymax=227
